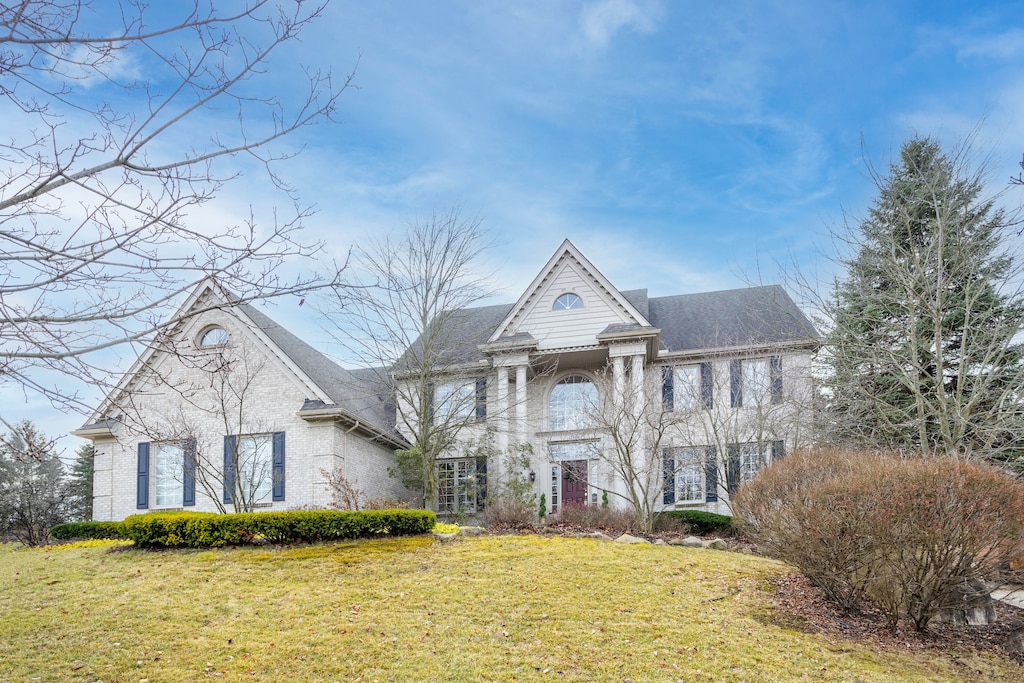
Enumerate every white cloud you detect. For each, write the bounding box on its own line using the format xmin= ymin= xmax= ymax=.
xmin=956 ymin=28 xmax=1024 ymax=61
xmin=580 ymin=0 xmax=657 ymax=49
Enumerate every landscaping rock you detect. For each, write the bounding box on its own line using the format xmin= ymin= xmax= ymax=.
xmin=584 ymin=531 xmax=613 ymax=541
xmin=936 ymin=579 xmax=997 ymax=626
xmin=653 ymin=539 xmax=667 ymax=546
xmin=459 ymin=526 xmax=487 ymax=536
xmin=431 ymin=532 xmax=457 ymax=542
xmin=672 ymin=536 xmax=705 ymax=548
xmin=614 ymin=533 xmax=650 ymax=544
xmin=706 ymin=538 xmax=728 ymax=551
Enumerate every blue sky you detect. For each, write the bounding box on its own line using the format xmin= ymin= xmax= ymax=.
xmin=8 ymin=0 xmax=1024 ymax=447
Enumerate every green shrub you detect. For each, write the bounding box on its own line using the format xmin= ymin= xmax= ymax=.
xmin=50 ymin=521 xmax=126 ymax=541
xmin=656 ymin=510 xmax=732 ymax=536
xmin=121 ymin=509 xmax=436 ymax=549
xmin=734 ymin=449 xmax=1024 ymax=631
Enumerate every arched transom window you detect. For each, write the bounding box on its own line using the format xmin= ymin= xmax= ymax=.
xmin=198 ymin=326 xmax=230 ymax=348
xmin=552 ymin=293 xmax=583 ymax=310
xmin=549 ymin=375 xmax=596 ymax=431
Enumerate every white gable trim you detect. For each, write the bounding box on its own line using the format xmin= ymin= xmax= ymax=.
xmin=487 ymin=239 xmax=651 ymax=343
xmin=85 ymin=280 xmax=332 ymax=425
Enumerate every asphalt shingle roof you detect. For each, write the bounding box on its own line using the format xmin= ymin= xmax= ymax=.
xmin=239 ymin=303 xmax=396 ymax=434
xmin=406 ymin=284 xmax=817 ymax=364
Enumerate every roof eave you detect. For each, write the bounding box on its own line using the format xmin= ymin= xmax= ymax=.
xmin=298 ymin=405 xmax=408 ymax=449
xmin=657 ymin=337 xmax=820 ymax=360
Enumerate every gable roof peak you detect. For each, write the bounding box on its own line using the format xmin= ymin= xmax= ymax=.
xmin=487 ymin=238 xmax=651 ymax=343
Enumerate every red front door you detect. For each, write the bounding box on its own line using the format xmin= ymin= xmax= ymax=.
xmin=561 ymin=460 xmax=588 ymax=506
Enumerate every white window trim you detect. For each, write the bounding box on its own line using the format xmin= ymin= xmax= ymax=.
xmin=434 ymin=380 xmax=477 ymax=424
xmin=153 ymin=442 xmax=184 ymax=509
xmin=237 ymin=434 xmax=273 ymax=505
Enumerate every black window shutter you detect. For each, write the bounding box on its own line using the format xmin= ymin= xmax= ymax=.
xmin=662 ymin=450 xmax=676 ymax=505
xmin=770 ymin=355 xmax=783 ymax=404
xmin=704 ymin=446 xmax=718 ymax=502
xmin=771 ymin=439 xmax=785 ymax=462
xmin=272 ymin=432 xmax=286 ymax=502
xmin=730 ymin=360 xmax=742 ymax=408
xmin=726 ymin=444 xmax=740 ymax=495
xmin=475 ymin=456 xmax=487 ymax=508
xmin=223 ymin=435 xmax=237 ymax=504
xmin=136 ymin=442 xmax=150 ymax=509
xmin=183 ymin=438 xmax=196 ymax=507
xmin=475 ymin=378 xmax=487 ymax=420
xmin=700 ymin=362 xmax=713 ymax=409
xmin=661 ymin=366 xmax=674 ymax=411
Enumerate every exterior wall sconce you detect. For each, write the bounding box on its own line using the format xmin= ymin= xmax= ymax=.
xmin=529 ymin=470 xmax=536 ymax=483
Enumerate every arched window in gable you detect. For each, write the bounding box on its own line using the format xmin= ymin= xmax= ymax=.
xmin=552 ymin=293 xmax=583 ymax=310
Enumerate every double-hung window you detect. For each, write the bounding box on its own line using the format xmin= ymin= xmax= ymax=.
xmin=137 ymin=440 xmax=195 ymax=510
xmin=223 ymin=432 xmax=286 ymax=505
xmin=726 ymin=440 xmax=784 ymax=493
xmin=662 ymin=447 xmax=705 ymax=504
xmin=433 ymin=379 xmax=486 ymax=425
xmin=153 ymin=443 xmax=184 ymax=508
xmin=238 ymin=434 xmax=273 ymax=505
xmin=662 ymin=363 xmax=713 ymax=411
xmin=730 ymin=356 xmax=783 ymax=407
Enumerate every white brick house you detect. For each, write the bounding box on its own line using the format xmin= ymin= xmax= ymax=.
xmin=74 ymin=282 xmax=409 ymax=521
xmin=75 ymin=240 xmax=818 ymax=520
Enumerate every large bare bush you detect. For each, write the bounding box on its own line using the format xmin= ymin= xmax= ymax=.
xmin=735 ymin=449 xmax=1024 ymax=631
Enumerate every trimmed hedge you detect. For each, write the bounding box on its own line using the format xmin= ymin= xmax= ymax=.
xmin=121 ymin=509 xmax=437 ymax=549
xmin=50 ymin=521 xmax=127 ymax=541
xmin=657 ymin=510 xmax=732 ymax=536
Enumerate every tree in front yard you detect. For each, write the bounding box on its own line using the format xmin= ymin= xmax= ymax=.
xmin=0 ymin=421 xmax=70 ymax=545
xmin=67 ymin=443 xmax=95 ymax=522
xmin=322 ymin=209 xmax=495 ymax=509
xmin=823 ymin=136 xmax=1024 ymax=467
xmin=0 ymin=1 xmax=352 ymax=452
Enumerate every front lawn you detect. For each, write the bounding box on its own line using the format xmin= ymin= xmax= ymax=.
xmin=0 ymin=536 xmax=1019 ymax=681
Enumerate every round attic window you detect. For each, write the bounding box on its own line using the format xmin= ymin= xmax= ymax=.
xmin=198 ymin=326 xmax=230 ymax=348
xmin=553 ymin=293 xmax=584 ymax=310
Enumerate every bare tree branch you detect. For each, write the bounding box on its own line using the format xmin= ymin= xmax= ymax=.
xmin=1 ymin=1 xmax=354 ymax=436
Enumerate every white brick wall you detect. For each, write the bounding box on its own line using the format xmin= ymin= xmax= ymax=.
xmin=87 ymin=309 xmax=405 ymax=521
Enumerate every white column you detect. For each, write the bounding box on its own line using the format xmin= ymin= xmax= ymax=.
xmin=630 ymin=354 xmax=644 ymax=405
xmin=612 ymin=355 xmax=625 ymax=407
xmin=496 ymin=366 xmax=509 ymax=454
xmin=515 ymin=364 xmax=527 ymax=443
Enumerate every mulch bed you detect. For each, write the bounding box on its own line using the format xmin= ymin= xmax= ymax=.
xmin=771 ymin=573 xmax=1024 ymax=665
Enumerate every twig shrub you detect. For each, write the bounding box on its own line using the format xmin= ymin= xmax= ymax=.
xmin=556 ymin=502 xmax=639 ymax=533
xmin=50 ymin=521 xmax=126 ymax=541
xmin=656 ymin=510 xmax=733 ymax=536
xmin=122 ymin=509 xmax=436 ymax=549
xmin=734 ymin=449 xmax=1024 ymax=631
xmin=482 ymin=498 xmax=537 ymax=530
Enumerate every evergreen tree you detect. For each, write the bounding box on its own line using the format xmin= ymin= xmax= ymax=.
xmin=824 ymin=137 xmax=1024 ymax=467
xmin=68 ymin=443 xmax=95 ymax=522
xmin=0 ymin=421 xmax=70 ymax=545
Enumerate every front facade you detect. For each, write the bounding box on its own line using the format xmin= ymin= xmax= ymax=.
xmin=77 ymin=241 xmax=818 ymax=520
xmin=407 ymin=240 xmax=819 ymax=517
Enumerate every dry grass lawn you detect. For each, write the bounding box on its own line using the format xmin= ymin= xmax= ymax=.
xmin=1 ymin=535 xmax=1021 ymax=681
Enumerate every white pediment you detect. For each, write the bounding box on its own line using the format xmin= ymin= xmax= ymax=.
xmin=489 ymin=240 xmax=651 ymax=351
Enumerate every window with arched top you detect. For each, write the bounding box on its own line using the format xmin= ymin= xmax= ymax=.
xmin=198 ymin=326 xmax=230 ymax=348
xmin=552 ymin=293 xmax=583 ymax=310
xmin=549 ymin=375 xmax=596 ymax=431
